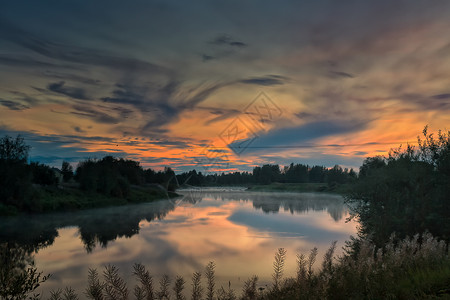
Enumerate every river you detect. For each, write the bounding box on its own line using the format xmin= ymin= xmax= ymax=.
xmin=0 ymin=188 xmax=357 ymax=297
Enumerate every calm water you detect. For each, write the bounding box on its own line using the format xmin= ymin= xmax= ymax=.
xmin=0 ymin=189 xmax=357 ymax=297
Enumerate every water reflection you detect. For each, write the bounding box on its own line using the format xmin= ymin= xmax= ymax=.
xmin=0 ymin=200 xmax=175 ymax=253
xmin=0 ymin=191 xmax=357 ymax=296
xmin=0 ymin=192 xmax=346 ymax=254
xmin=181 ymin=190 xmax=346 ymax=221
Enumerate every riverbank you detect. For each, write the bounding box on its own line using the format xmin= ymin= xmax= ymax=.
xmin=0 ymin=183 xmax=178 ymax=216
xmin=246 ymin=182 xmax=352 ymax=194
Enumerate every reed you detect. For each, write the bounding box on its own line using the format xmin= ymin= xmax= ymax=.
xmin=5 ymin=232 xmax=448 ymax=300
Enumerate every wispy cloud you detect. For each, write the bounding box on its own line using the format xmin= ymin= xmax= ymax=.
xmin=238 ymin=75 xmax=289 ymax=86
xmin=0 ymin=99 xmax=29 ymax=111
xmin=202 ymin=54 xmax=215 ymax=62
xmin=47 ymin=81 xmax=90 ymax=100
xmin=328 ymin=71 xmax=354 ymax=79
xmin=210 ymin=34 xmax=247 ymax=47
xmin=0 ymin=19 xmax=169 ymax=75
xmin=230 ymin=120 xmax=367 ymax=155
xmin=42 ymin=71 xmax=101 ymax=85
xmin=431 ymin=93 xmax=450 ymax=100
xmin=71 ymin=105 xmax=119 ymax=124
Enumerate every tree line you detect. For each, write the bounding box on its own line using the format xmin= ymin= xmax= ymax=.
xmin=0 ymin=134 xmax=356 ymax=214
xmin=176 ymin=163 xmax=356 ymax=186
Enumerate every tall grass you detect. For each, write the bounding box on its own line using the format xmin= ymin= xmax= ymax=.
xmin=9 ymin=232 xmax=449 ymax=300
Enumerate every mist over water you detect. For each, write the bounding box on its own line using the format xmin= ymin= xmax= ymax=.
xmin=0 ymin=190 xmax=357 ymax=296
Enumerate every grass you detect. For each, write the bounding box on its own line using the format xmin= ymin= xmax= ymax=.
xmin=21 ymin=184 xmax=178 ymax=214
xmin=6 ymin=232 xmax=447 ymax=300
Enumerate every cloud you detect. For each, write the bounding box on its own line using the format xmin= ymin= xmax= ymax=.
xmin=396 ymin=93 xmax=450 ymax=111
xmin=0 ymin=129 xmax=119 ymax=166
xmin=0 ymin=19 xmax=169 ymax=75
xmin=238 ymin=75 xmax=288 ymax=86
xmin=73 ymin=126 xmax=85 ymax=133
xmin=202 ymin=34 xmax=249 ymax=61
xmin=202 ymin=107 xmax=241 ymax=126
xmin=202 ymin=54 xmax=215 ymax=62
xmin=42 ymin=71 xmax=101 ymax=85
xmin=431 ymin=93 xmax=450 ymax=100
xmin=0 ymin=99 xmax=29 ymax=110
xmin=9 ymin=91 xmax=39 ymax=106
xmin=101 ymin=80 xmax=231 ymax=135
xmin=0 ymin=54 xmax=73 ymax=69
xmin=71 ymin=105 xmax=119 ymax=124
xmin=329 ymin=71 xmax=354 ymax=79
xmin=210 ymin=34 xmax=247 ymax=47
xmin=47 ymin=81 xmax=90 ymax=100
xmin=229 ymin=120 xmax=366 ymax=155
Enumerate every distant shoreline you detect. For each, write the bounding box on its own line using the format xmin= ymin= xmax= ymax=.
xmin=0 ymin=183 xmax=179 ymax=216
xmin=175 ymin=182 xmax=350 ymax=195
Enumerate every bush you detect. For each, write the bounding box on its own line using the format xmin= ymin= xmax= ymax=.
xmin=347 ymin=127 xmax=450 ymax=246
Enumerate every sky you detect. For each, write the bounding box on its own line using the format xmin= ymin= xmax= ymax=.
xmin=1 ymin=0 xmax=449 ymax=173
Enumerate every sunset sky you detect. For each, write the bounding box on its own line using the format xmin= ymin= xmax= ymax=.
xmin=1 ymin=1 xmax=449 ymax=173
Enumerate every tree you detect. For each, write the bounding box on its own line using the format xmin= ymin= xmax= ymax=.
xmin=61 ymin=161 xmax=73 ymax=182
xmin=0 ymin=135 xmax=30 ymax=162
xmin=0 ymin=135 xmax=33 ymax=212
xmin=358 ymin=156 xmax=385 ymax=178
xmin=29 ymin=162 xmax=58 ymax=186
xmin=347 ymin=127 xmax=450 ymax=246
xmin=309 ymin=166 xmax=326 ymax=183
xmin=0 ymin=243 xmax=50 ymax=300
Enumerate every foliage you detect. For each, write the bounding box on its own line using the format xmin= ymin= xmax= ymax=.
xmin=0 ymin=134 xmax=354 ymax=215
xmin=61 ymin=162 xmax=73 ymax=182
xmin=157 ymin=275 xmax=170 ymax=300
xmin=29 ymin=162 xmax=58 ymax=186
xmin=75 ymin=157 xmax=134 ymax=198
xmin=49 ymin=287 xmax=78 ymax=300
xmin=4 ymin=232 xmax=446 ymax=300
xmin=85 ymin=269 xmax=104 ymax=300
xmin=176 ymin=163 xmax=355 ymax=187
xmin=241 ymin=276 xmax=258 ymax=300
xmin=191 ymin=271 xmax=203 ymax=300
xmin=205 ymin=262 xmax=216 ymax=300
xmin=271 ymin=248 xmax=286 ymax=291
xmin=76 ymin=156 xmax=179 ymax=198
xmin=0 ymin=159 xmax=33 ymax=211
xmin=0 ymin=135 xmax=33 ymax=213
xmin=0 ymin=243 xmax=50 ymax=300
xmin=347 ymin=127 xmax=450 ymax=246
xmin=103 ymin=265 xmax=128 ymax=300
xmin=0 ymin=135 xmax=30 ymax=162
xmin=173 ymin=276 xmax=185 ymax=300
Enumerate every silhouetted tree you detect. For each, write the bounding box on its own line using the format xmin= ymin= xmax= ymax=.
xmin=309 ymin=166 xmax=326 ymax=183
xmin=0 ymin=135 xmax=33 ymax=212
xmin=0 ymin=135 xmax=30 ymax=162
xmin=347 ymin=127 xmax=450 ymax=246
xmin=61 ymin=161 xmax=74 ymax=182
xmin=29 ymin=162 xmax=58 ymax=186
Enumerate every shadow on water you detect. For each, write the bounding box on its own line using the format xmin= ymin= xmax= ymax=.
xmin=0 ymin=191 xmax=348 ymax=255
xmin=0 ymin=199 xmax=177 ymax=254
xmin=181 ymin=190 xmax=347 ymax=222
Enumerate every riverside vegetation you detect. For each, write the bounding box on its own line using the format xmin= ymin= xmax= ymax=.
xmin=0 ymin=136 xmax=354 ymax=216
xmin=2 ymin=233 xmax=449 ymax=300
xmin=1 ymin=126 xmax=449 ymax=299
xmin=0 ymin=135 xmax=179 ymax=215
